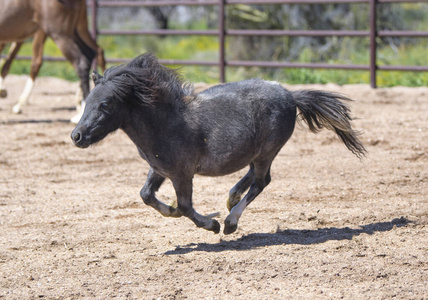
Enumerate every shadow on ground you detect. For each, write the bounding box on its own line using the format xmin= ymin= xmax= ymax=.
xmin=165 ymin=217 xmax=410 ymax=255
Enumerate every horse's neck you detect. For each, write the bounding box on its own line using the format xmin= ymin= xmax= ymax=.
xmin=122 ymin=104 xmax=183 ymax=154
xmin=121 ymin=106 xmax=152 ymax=150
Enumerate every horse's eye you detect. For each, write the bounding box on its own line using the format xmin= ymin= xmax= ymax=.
xmin=100 ymin=102 xmax=110 ymax=112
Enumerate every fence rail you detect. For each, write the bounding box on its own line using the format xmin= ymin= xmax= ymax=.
xmin=4 ymin=0 xmax=428 ymax=87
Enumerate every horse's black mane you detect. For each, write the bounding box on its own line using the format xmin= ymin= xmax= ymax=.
xmin=99 ymin=53 xmax=193 ymax=106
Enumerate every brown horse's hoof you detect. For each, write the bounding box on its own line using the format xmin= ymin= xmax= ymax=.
xmin=0 ymin=89 xmax=7 ymax=98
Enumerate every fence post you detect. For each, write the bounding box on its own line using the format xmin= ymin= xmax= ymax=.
xmin=219 ymin=0 xmax=226 ymax=83
xmin=369 ymin=0 xmax=377 ymax=88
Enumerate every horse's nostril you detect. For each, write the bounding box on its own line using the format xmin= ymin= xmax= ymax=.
xmin=72 ymin=131 xmax=81 ymax=143
xmin=71 ymin=130 xmax=89 ymax=148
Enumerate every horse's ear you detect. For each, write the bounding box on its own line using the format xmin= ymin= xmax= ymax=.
xmin=91 ymin=71 xmax=103 ymax=85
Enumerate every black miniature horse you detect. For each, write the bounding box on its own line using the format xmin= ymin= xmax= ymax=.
xmin=71 ymin=53 xmax=366 ymax=235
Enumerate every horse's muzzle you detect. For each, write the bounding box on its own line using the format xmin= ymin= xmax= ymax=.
xmin=71 ymin=128 xmax=89 ymax=148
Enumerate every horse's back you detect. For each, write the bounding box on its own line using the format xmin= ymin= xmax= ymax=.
xmin=199 ymin=79 xmax=288 ymax=100
xmin=196 ymin=79 xmax=296 ymax=129
xmin=190 ymin=79 xmax=297 ymax=175
xmin=0 ymin=0 xmax=38 ymax=41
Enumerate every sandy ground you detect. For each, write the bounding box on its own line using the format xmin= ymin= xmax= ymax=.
xmin=0 ymin=74 xmax=427 ymax=299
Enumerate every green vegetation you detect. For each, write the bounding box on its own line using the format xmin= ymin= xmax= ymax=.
xmin=6 ymin=39 xmax=80 ymax=81
xmin=3 ymin=35 xmax=427 ymax=87
xmin=2 ymin=3 xmax=427 ymax=87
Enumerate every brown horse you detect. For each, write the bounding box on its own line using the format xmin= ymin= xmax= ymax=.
xmin=0 ymin=0 xmax=106 ymax=121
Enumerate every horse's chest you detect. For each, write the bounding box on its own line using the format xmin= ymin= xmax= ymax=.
xmin=137 ymin=146 xmax=180 ymax=177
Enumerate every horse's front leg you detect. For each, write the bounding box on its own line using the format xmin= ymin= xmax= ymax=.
xmin=172 ymin=176 xmax=220 ymax=234
xmin=12 ymin=30 xmax=47 ymax=114
xmin=140 ymin=168 xmax=182 ymax=217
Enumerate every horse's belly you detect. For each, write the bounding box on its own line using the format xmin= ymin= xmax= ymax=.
xmin=196 ymin=153 xmax=253 ymax=177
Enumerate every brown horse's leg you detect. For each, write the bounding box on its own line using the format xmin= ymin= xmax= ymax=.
xmin=1 ymin=42 xmax=23 ymax=98
xmin=1 ymin=42 xmax=23 ymax=79
xmin=51 ymin=34 xmax=93 ymax=97
xmin=77 ymin=27 xmax=106 ymax=72
xmin=76 ymin=1 xmax=106 ymax=72
xmin=0 ymin=43 xmax=4 ymax=98
xmin=50 ymin=32 xmax=95 ymax=122
xmin=12 ymin=31 xmax=47 ymax=114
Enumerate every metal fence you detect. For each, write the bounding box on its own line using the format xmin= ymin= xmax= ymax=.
xmin=6 ymin=0 xmax=428 ymax=87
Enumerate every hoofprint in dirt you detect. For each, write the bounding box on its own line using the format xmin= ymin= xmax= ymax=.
xmin=0 ymin=75 xmax=427 ymax=299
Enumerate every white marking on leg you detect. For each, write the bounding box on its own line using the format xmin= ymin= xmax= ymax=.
xmin=0 ymin=77 xmax=7 ymax=98
xmin=227 ymin=198 xmax=248 ymax=227
xmin=70 ymin=100 xmax=85 ymax=124
xmin=12 ymin=78 xmax=34 ymax=114
xmin=71 ymin=87 xmax=85 ymax=123
xmin=74 ymin=87 xmax=83 ymax=110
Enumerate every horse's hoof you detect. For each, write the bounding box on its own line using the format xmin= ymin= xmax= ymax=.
xmin=208 ymin=219 xmax=220 ymax=234
xmin=227 ymin=195 xmax=241 ymax=212
xmin=169 ymin=207 xmax=182 ymax=218
xmin=223 ymin=220 xmax=238 ymax=235
xmin=12 ymin=105 xmax=21 ymax=114
xmin=0 ymin=89 xmax=7 ymax=98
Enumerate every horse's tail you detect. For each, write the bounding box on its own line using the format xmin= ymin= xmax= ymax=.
xmin=292 ymin=90 xmax=367 ymax=159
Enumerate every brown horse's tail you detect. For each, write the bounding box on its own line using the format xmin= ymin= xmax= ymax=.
xmin=292 ymin=90 xmax=367 ymax=159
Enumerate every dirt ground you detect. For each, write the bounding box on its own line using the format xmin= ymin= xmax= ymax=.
xmin=0 ymin=74 xmax=427 ymax=299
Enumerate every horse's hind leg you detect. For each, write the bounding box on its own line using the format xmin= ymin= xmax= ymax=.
xmin=75 ymin=27 xmax=106 ymax=72
xmin=227 ymin=164 xmax=255 ymax=211
xmin=1 ymin=42 xmax=23 ymax=98
xmin=76 ymin=0 xmax=106 ymax=72
xmin=140 ymin=168 xmax=182 ymax=218
xmin=50 ymin=32 xmax=95 ymax=123
xmin=224 ymin=160 xmax=273 ymax=235
xmin=0 ymin=43 xmax=6 ymax=98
